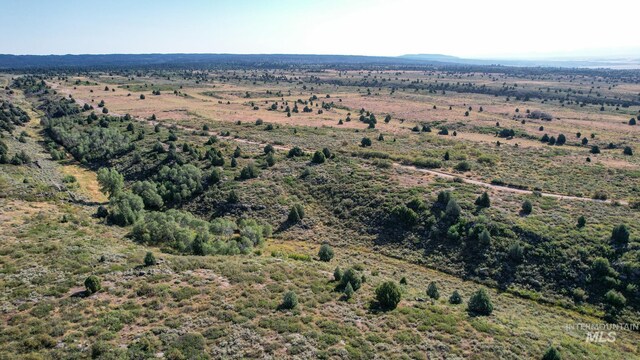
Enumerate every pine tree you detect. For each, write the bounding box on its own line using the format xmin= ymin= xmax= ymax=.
xmin=144 ymin=252 xmax=157 ymax=266
xmin=427 ymin=282 xmax=440 ymax=300
xmin=344 ymin=282 xmax=354 ymax=299
xmin=467 ymin=288 xmax=493 ymax=316
xmin=475 ymin=192 xmax=490 ymax=208
xmin=449 ymin=290 xmax=463 ymax=304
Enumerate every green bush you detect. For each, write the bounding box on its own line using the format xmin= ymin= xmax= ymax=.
xmin=475 ymin=192 xmax=490 ymax=208
xmin=97 ymin=168 xmax=124 ymax=198
xmin=281 ymin=291 xmax=298 ymax=310
xmin=84 ymin=275 xmax=102 ymax=294
xmin=449 ymin=290 xmax=463 ymax=304
xmin=344 ymin=282 xmax=354 ymax=299
xmin=375 ymin=281 xmax=401 ymax=310
xmin=467 ymin=288 xmax=493 ymax=316
xmin=454 ymin=161 xmax=471 ymax=172
xmin=604 ymin=289 xmax=626 ymax=309
xmin=427 ymin=282 xmax=439 ymax=300
xmin=334 ymin=267 xmax=343 ymax=282
xmin=312 ymin=150 xmax=326 ymax=164
xmin=521 ymin=200 xmax=533 ymax=215
xmin=542 ymin=346 xmax=561 ymax=360
xmin=390 ymin=205 xmax=419 ymax=227
xmin=288 ymin=203 xmax=305 ymax=223
xmin=109 ymin=192 xmax=144 ymax=226
xmin=287 ymin=147 xmax=305 ymax=157
xmin=611 ymin=224 xmax=630 ymax=246
xmin=144 ymin=252 xmax=157 ymax=266
xmin=155 ymin=164 xmax=203 ymax=205
xmin=318 ymin=244 xmax=334 ymax=262
xmin=340 ymin=268 xmax=362 ymax=291
xmin=132 ymin=181 xmax=164 ymax=210
xmin=240 ymin=162 xmax=260 ymax=179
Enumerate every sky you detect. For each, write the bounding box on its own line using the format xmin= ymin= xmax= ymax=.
xmin=2 ymin=0 xmax=639 ymax=59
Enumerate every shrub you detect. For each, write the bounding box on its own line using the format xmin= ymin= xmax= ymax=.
xmin=132 ymin=181 xmax=163 ymax=210
xmin=604 ymin=289 xmax=626 ymax=309
xmin=391 ymin=205 xmax=419 ymax=227
xmin=97 ymin=168 xmax=124 ymax=198
xmin=413 ymin=158 xmax=442 ymax=169
xmin=340 ymin=268 xmax=362 ymax=291
xmin=478 ymin=228 xmax=491 ymax=246
xmin=144 ymin=252 xmax=157 ymax=266
xmin=375 ymin=281 xmax=401 ymax=310
xmin=361 ymin=137 xmax=372 ymax=147
xmin=427 ymin=282 xmax=439 ymax=300
xmin=590 ymin=145 xmax=600 ymax=154
xmin=155 ymin=164 xmax=203 ymax=205
xmin=508 ymin=243 xmax=525 ymax=262
xmin=334 ymin=267 xmax=343 ymax=282
xmin=467 ymin=288 xmax=493 ymax=316
xmin=611 ymin=224 xmax=630 ymax=246
xmin=318 ymin=244 xmax=334 ymax=262
xmin=287 ymin=147 xmax=305 ymax=157
xmin=266 ymin=152 xmax=276 ymax=167
xmin=556 ymin=134 xmax=566 ymax=145
xmin=521 ymin=200 xmax=533 ymax=215
xmin=445 ymin=199 xmax=461 ymax=221
xmin=109 ymin=192 xmax=144 ymax=226
xmin=96 ymin=205 xmax=108 ymax=218
xmin=312 ymin=150 xmax=326 ymax=164
xmin=577 ymin=216 xmax=586 ymax=228
xmin=455 ymin=161 xmax=471 ymax=172
xmin=449 ymin=290 xmax=463 ymax=304
xmin=542 ymin=346 xmax=561 ymax=360
xmin=344 ymin=282 xmax=354 ymax=299
xmin=240 ymin=162 xmax=260 ymax=179
xmin=475 ymin=192 xmax=490 ymax=208
xmin=623 ymin=146 xmax=633 ymax=156
xmin=281 ymin=291 xmax=298 ymax=310
xmin=84 ymin=275 xmax=102 ymax=294
xmin=264 ymin=144 xmax=274 ymax=154
xmin=288 ymin=204 xmax=305 ymax=223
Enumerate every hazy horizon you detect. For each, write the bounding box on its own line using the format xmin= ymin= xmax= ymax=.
xmin=3 ymin=0 xmax=639 ymax=59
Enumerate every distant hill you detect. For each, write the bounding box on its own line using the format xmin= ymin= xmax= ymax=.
xmin=0 ymin=53 xmax=446 ymax=70
xmin=399 ymin=53 xmax=640 ymax=69
xmin=0 ymin=53 xmax=638 ymax=70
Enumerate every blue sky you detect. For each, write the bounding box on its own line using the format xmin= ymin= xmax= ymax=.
xmin=2 ymin=0 xmax=639 ymax=58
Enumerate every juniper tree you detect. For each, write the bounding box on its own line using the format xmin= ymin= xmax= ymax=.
xmin=318 ymin=244 xmax=334 ymax=262
xmin=375 ymin=281 xmax=401 ymax=310
xmin=427 ymin=282 xmax=439 ymax=300
xmin=475 ymin=192 xmax=490 ymax=208
xmin=467 ymin=288 xmax=493 ymax=316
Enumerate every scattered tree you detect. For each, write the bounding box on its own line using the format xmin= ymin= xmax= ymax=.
xmin=84 ymin=275 xmax=102 ymax=294
xmin=280 ymin=291 xmax=298 ymax=310
xmin=467 ymin=288 xmax=493 ymax=316
xmin=375 ymin=281 xmax=401 ymax=310
xmin=318 ymin=244 xmax=334 ymax=262
xmin=427 ymin=282 xmax=440 ymax=300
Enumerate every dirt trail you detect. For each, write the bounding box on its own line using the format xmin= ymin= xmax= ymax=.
xmin=63 ymin=91 xmax=626 ymax=205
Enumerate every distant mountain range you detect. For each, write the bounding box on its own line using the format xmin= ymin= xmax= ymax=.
xmin=399 ymin=54 xmax=640 ymax=69
xmin=0 ymin=53 xmax=638 ymax=70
